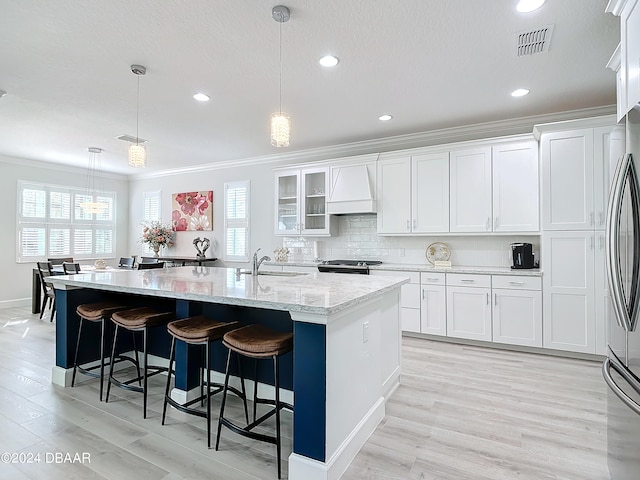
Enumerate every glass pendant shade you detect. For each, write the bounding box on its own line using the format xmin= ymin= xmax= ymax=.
xmin=80 ymin=147 xmax=108 ymax=214
xmin=128 ymin=144 xmax=146 ymax=167
xmin=270 ymin=113 xmax=290 ymax=147
xmin=79 ymin=201 xmax=109 ymax=214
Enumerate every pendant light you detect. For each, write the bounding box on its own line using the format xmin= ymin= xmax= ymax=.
xmin=80 ymin=147 xmax=109 ymax=214
xmin=270 ymin=5 xmax=290 ymax=148
xmin=128 ymin=64 xmax=147 ymax=167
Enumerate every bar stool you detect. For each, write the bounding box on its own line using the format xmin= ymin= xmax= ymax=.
xmin=215 ymin=324 xmax=293 ymax=479
xmin=161 ymin=316 xmax=248 ymax=448
xmin=105 ymin=307 xmax=174 ymax=418
xmin=71 ymin=301 xmax=128 ymax=401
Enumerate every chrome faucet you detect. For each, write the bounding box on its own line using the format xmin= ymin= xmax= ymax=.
xmin=251 ymin=248 xmax=271 ymax=276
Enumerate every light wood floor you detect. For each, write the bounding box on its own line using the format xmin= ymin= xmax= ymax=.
xmin=0 ymin=306 xmax=610 ymax=479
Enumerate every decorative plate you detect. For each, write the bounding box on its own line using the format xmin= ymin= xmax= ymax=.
xmin=426 ymin=242 xmax=451 ymax=265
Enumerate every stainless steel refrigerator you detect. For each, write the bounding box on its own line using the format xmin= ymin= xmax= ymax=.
xmin=604 ymin=151 xmax=640 ymax=480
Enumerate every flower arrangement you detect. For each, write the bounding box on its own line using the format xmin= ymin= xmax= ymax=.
xmin=141 ymin=220 xmax=175 ymax=256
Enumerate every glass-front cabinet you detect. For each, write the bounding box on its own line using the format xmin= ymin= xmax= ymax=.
xmin=275 ymin=166 xmax=330 ymax=236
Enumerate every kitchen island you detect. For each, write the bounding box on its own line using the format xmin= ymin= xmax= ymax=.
xmin=49 ymin=266 xmax=407 ymax=480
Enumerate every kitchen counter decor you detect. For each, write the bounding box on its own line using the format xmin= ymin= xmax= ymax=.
xmin=141 ymin=220 xmax=175 ymax=257
xmin=426 ymin=241 xmax=451 ymax=265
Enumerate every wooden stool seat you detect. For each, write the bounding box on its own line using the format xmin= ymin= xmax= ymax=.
xmin=106 ymin=307 xmax=174 ymax=418
xmin=162 ymin=316 xmax=247 ymax=448
xmin=111 ymin=307 xmax=174 ymax=329
xmin=167 ymin=315 xmax=238 ymax=343
xmin=222 ymin=324 xmax=293 ymax=357
xmin=77 ymin=302 xmax=127 ymax=321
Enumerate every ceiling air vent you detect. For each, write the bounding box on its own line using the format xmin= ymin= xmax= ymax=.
xmin=515 ymin=24 xmax=554 ymax=56
xmin=116 ymin=134 xmax=147 ymax=144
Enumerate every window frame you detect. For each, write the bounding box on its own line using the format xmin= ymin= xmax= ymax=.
xmin=142 ymin=190 xmax=162 ymax=255
xmin=16 ymin=180 xmax=117 ymax=263
xmin=224 ymin=180 xmax=250 ymax=262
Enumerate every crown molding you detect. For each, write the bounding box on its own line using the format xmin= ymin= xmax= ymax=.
xmin=0 ymin=153 xmax=127 ymax=180
xmin=132 ymin=105 xmax=616 ymax=180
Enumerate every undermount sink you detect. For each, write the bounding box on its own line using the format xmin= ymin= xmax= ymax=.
xmin=238 ymin=270 xmax=307 ymax=277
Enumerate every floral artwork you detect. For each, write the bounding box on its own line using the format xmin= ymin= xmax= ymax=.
xmin=172 ymin=191 xmax=213 ymax=231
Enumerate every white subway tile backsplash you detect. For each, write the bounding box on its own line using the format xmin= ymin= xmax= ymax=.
xmin=281 ymin=214 xmax=539 ymax=267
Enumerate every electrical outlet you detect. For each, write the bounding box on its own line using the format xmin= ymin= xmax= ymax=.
xmin=363 ymin=321 xmax=369 ymax=343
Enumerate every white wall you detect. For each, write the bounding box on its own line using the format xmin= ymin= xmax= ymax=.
xmin=0 ymin=155 xmax=129 ymax=307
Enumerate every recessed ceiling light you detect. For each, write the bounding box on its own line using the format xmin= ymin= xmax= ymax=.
xmin=0 ymin=89 xmax=6 ymax=98
xmin=378 ymin=114 xmax=393 ymax=121
xmin=511 ymin=88 xmax=530 ymax=97
xmin=319 ymin=55 xmax=339 ymax=67
xmin=516 ymin=0 xmax=545 ymax=13
xmin=193 ymin=93 xmax=210 ymax=102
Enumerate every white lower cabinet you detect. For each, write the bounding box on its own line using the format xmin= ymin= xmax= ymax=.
xmin=446 ymin=274 xmax=492 ymax=341
xmin=420 ymin=273 xmax=446 ymax=336
xmin=492 ymin=276 xmax=542 ymax=347
xmin=542 ymin=231 xmax=597 ymax=353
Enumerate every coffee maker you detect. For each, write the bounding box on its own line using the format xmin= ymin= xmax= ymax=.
xmin=510 ymin=243 xmax=536 ymax=269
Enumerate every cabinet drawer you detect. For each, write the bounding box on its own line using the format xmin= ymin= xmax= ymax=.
xmin=492 ymin=275 xmax=541 ymax=290
xmin=371 ymin=270 xmax=420 ymax=284
xmin=420 ymin=272 xmax=446 ymax=285
xmin=446 ymin=273 xmax=491 ymax=288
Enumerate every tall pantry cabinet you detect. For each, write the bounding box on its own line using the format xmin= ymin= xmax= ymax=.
xmin=536 ymin=117 xmax=625 ymax=354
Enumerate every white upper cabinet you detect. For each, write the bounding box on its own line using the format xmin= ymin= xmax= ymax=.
xmin=378 ymin=136 xmax=539 ymax=235
xmin=622 ymin=0 xmax=640 ymax=114
xmin=449 ymin=147 xmax=492 ymax=233
xmin=492 ymin=141 xmax=539 ymax=232
xmin=377 ymin=157 xmax=412 ymax=234
xmin=540 ymin=124 xmax=621 ymax=231
xmin=274 ymin=166 xmax=330 ymax=236
xmin=412 ymin=153 xmax=449 ymax=233
xmin=541 ymin=128 xmax=595 ymax=231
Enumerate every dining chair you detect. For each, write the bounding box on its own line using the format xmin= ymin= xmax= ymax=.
xmin=138 ymin=262 xmax=164 ymax=270
xmin=118 ymin=257 xmax=135 ymax=268
xmin=48 ymin=257 xmax=73 ymax=266
xmin=36 ymin=261 xmax=56 ymax=322
xmin=62 ymin=262 xmax=81 ymax=274
xmin=139 ymin=257 xmax=159 ymax=264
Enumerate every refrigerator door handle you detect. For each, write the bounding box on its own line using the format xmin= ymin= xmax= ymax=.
xmin=603 ymin=356 xmax=640 ymax=416
xmin=606 ymin=154 xmax=640 ymax=332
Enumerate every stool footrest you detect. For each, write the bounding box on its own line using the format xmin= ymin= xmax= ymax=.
xmin=219 ymin=417 xmax=277 ymax=446
xmin=109 ymin=365 xmax=167 ymax=393
xmin=75 ymin=355 xmax=134 ymax=380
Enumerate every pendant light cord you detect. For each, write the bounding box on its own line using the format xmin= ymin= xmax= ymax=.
xmin=278 ymin=20 xmax=283 ymax=115
xmin=136 ymin=74 xmax=140 ymax=146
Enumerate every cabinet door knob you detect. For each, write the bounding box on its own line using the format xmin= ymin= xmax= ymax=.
xmin=406 ymin=219 xmax=410 ymax=230
xmin=461 ymin=279 xmax=475 ymax=283
xmin=486 ymin=293 xmax=490 ymax=305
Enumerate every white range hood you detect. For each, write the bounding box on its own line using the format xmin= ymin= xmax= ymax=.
xmin=326 ymin=157 xmax=377 ymax=214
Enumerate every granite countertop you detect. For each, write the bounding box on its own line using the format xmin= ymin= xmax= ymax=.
xmin=265 ymin=261 xmax=542 ymax=277
xmin=48 ymin=266 xmax=408 ymax=316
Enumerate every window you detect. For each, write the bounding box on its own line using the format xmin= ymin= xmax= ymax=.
xmin=17 ymin=181 xmax=117 ymax=262
xmin=142 ymin=190 xmax=161 ymax=255
xmin=224 ymin=181 xmax=250 ymax=262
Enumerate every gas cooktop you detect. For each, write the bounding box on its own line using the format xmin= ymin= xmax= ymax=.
xmin=317 ymin=259 xmax=382 ymax=274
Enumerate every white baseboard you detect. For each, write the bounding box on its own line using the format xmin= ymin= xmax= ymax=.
xmin=0 ymin=298 xmax=31 ymax=310
xmin=288 ymin=396 xmax=385 ymax=480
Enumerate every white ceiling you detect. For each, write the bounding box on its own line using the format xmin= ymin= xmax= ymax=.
xmin=0 ymin=0 xmax=620 ymax=175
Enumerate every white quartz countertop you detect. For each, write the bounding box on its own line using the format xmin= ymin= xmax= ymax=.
xmin=48 ymin=266 xmax=409 ymax=316
xmin=265 ymin=261 xmax=542 ymax=277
